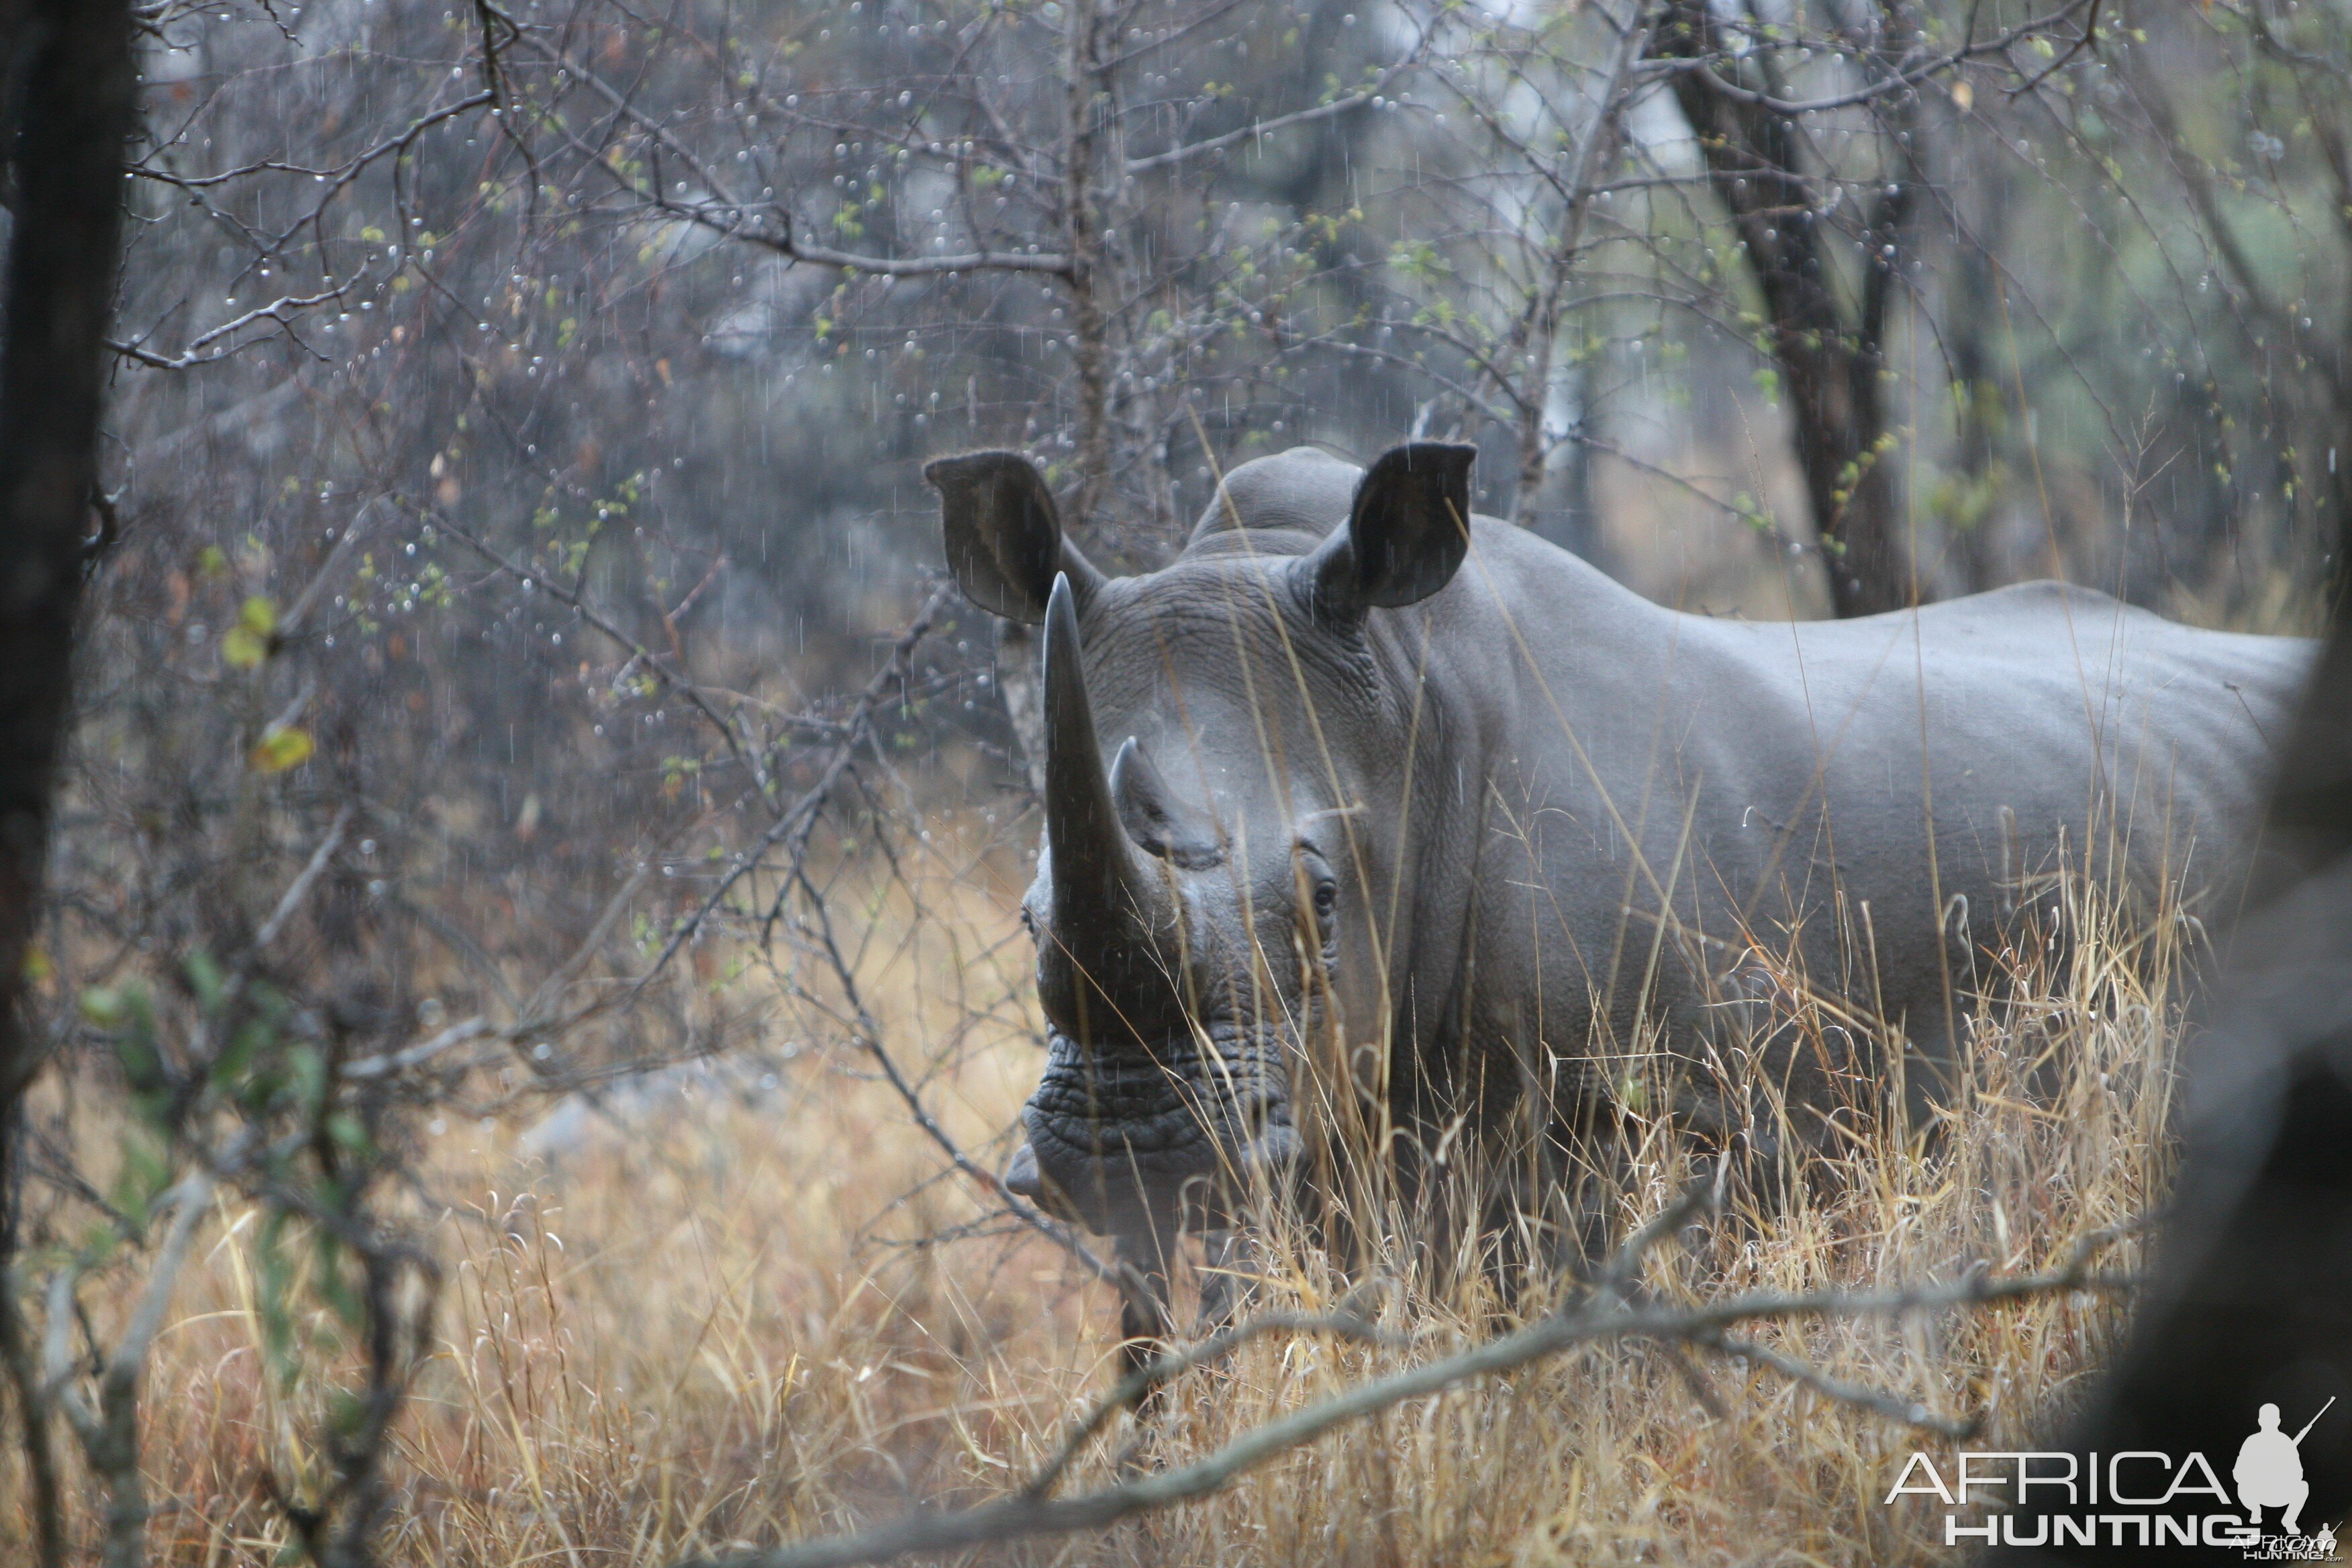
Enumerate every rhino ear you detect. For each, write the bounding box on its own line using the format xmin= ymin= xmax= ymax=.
xmin=925 ymin=450 xmax=1104 ymax=623
xmin=1303 ymin=441 xmax=1477 ymax=624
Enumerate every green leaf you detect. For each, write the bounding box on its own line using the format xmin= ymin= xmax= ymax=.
xmin=221 ymin=624 xmax=268 ymax=669
xmin=326 ymin=1112 xmax=371 ymax=1156
xmin=185 ymin=948 xmax=226 ymax=1014
xmin=257 ymin=1210 xmax=299 ymax=1389
xmin=111 ymin=1130 xmax=171 ymax=1225
xmin=80 ymin=985 xmax=127 ymax=1028
xmin=328 ymin=1389 xmax=371 ymax=1438
xmin=213 ymin=1017 xmax=271 ymax=1088
xmin=315 ymin=1230 xmax=364 ymax=1329
xmin=114 ymin=1028 xmax=165 ymax=1099
xmin=288 ymin=1042 xmax=327 ymax=1115
xmin=250 ymin=726 xmax=314 ymax=774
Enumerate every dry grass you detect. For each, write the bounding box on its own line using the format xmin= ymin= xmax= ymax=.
xmin=4 ymin=814 xmax=2192 ymax=1567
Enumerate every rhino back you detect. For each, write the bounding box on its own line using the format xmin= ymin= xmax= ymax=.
xmin=1396 ymin=521 xmax=2308 ymax=1073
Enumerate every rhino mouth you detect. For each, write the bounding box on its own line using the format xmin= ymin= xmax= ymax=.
xmin=1008 ymin=1026 xmax=1300 ymax=1235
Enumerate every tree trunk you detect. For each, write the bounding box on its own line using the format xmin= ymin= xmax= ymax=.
xmin=0 ymin=0 xmax=136 ymax=1269
xmin=0 ymin=3 xmax=136 ymax=1563
xmin=1658 ymin=0 xmax=1918 ymax=618
xmin=1508 ymin=2 xmax=1649 ymax=554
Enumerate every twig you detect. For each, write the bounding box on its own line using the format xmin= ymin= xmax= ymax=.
xmin=338 ymin=1016 xmax=492 ymax=1081
xmin=623 ymin=583 xmax=953 ymax=999
xmin=1702 ymin=1326 xmax=1975 ymax=1438
xmin=1124 ymin=55 xmax=1423 ymax=175
xmin=1640 ymin=0 xmax=2099 ymax=116
xmin=130 ymin=90 xmax=493 ymax=192
xmin=107 ymin=273 xmax=367 ymax=370
xmin=506 ymin=28 xmax=1071 ymax=277
xmin=252 ymin=806 xmax=352 ymax=956
xmin=428 ymin=507 xmax=772 ymax=799
xmin=276 ymin=505 xmax=381 ymax=643
xmin=185 ymin=805 xmax=352 ymax=1073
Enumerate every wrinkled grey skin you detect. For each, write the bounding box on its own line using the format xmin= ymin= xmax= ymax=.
xmin=926 ymin=442 xmax=2312 ymax=1255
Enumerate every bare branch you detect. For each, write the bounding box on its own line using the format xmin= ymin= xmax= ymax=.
xmin=252 ymin=807 xmax=352 ymax=957
xmin=779 ymin=859 xmax=1133 ymax=1296
xmin=338 ymin=1016 xmax=494 ymax=1081
xmin=1640 ymin=0 xmax=2101 ymax=117
xmin=108 ymin=273 xmax=368 ymax=371
xmin=1124 ymin=58 xmax=1420 ymax=175
xmin=507 ymin=27 xmax=1072 ymax=278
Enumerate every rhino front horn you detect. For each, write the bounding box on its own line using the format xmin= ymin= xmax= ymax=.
xmin=1042 ymin=573 xmax=1163 ymax=950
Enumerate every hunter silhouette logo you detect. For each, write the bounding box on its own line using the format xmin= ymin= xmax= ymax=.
xmin=2238 ymin=1399 xmax=2334 ymax=1538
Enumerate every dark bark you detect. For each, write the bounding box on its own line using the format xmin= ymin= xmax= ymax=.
xmin=1657 ymin=1 xmax=1919 ymax=618
xmin=0 ymin=3 xmax=134 ymax=1564
xmin=0 ymin=0 xmax=135 ymax=1224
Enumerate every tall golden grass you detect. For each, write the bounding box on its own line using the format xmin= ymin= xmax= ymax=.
xmin=5 ymin=811 xmax=2192 ymax=1567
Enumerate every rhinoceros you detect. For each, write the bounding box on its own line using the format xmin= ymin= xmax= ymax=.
xmin=926 ymin=440 xmax=2308 ymax=1287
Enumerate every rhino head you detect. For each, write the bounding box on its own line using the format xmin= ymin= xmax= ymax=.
xmin=926 ymin=442 xmax=1477 ymax=1242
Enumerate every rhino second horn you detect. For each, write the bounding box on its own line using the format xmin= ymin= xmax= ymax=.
xmin=1111 ymin=738 xmax=1224 ymax=870
xmin=1042 ymin=573 xmax=1164 ymax=939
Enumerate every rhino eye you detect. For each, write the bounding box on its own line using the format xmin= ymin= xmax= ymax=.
xmin=1312 ymin=880 xmax=1337 ymax=922
xmin=1019 ymin=905 xmax=1037 ymax=940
